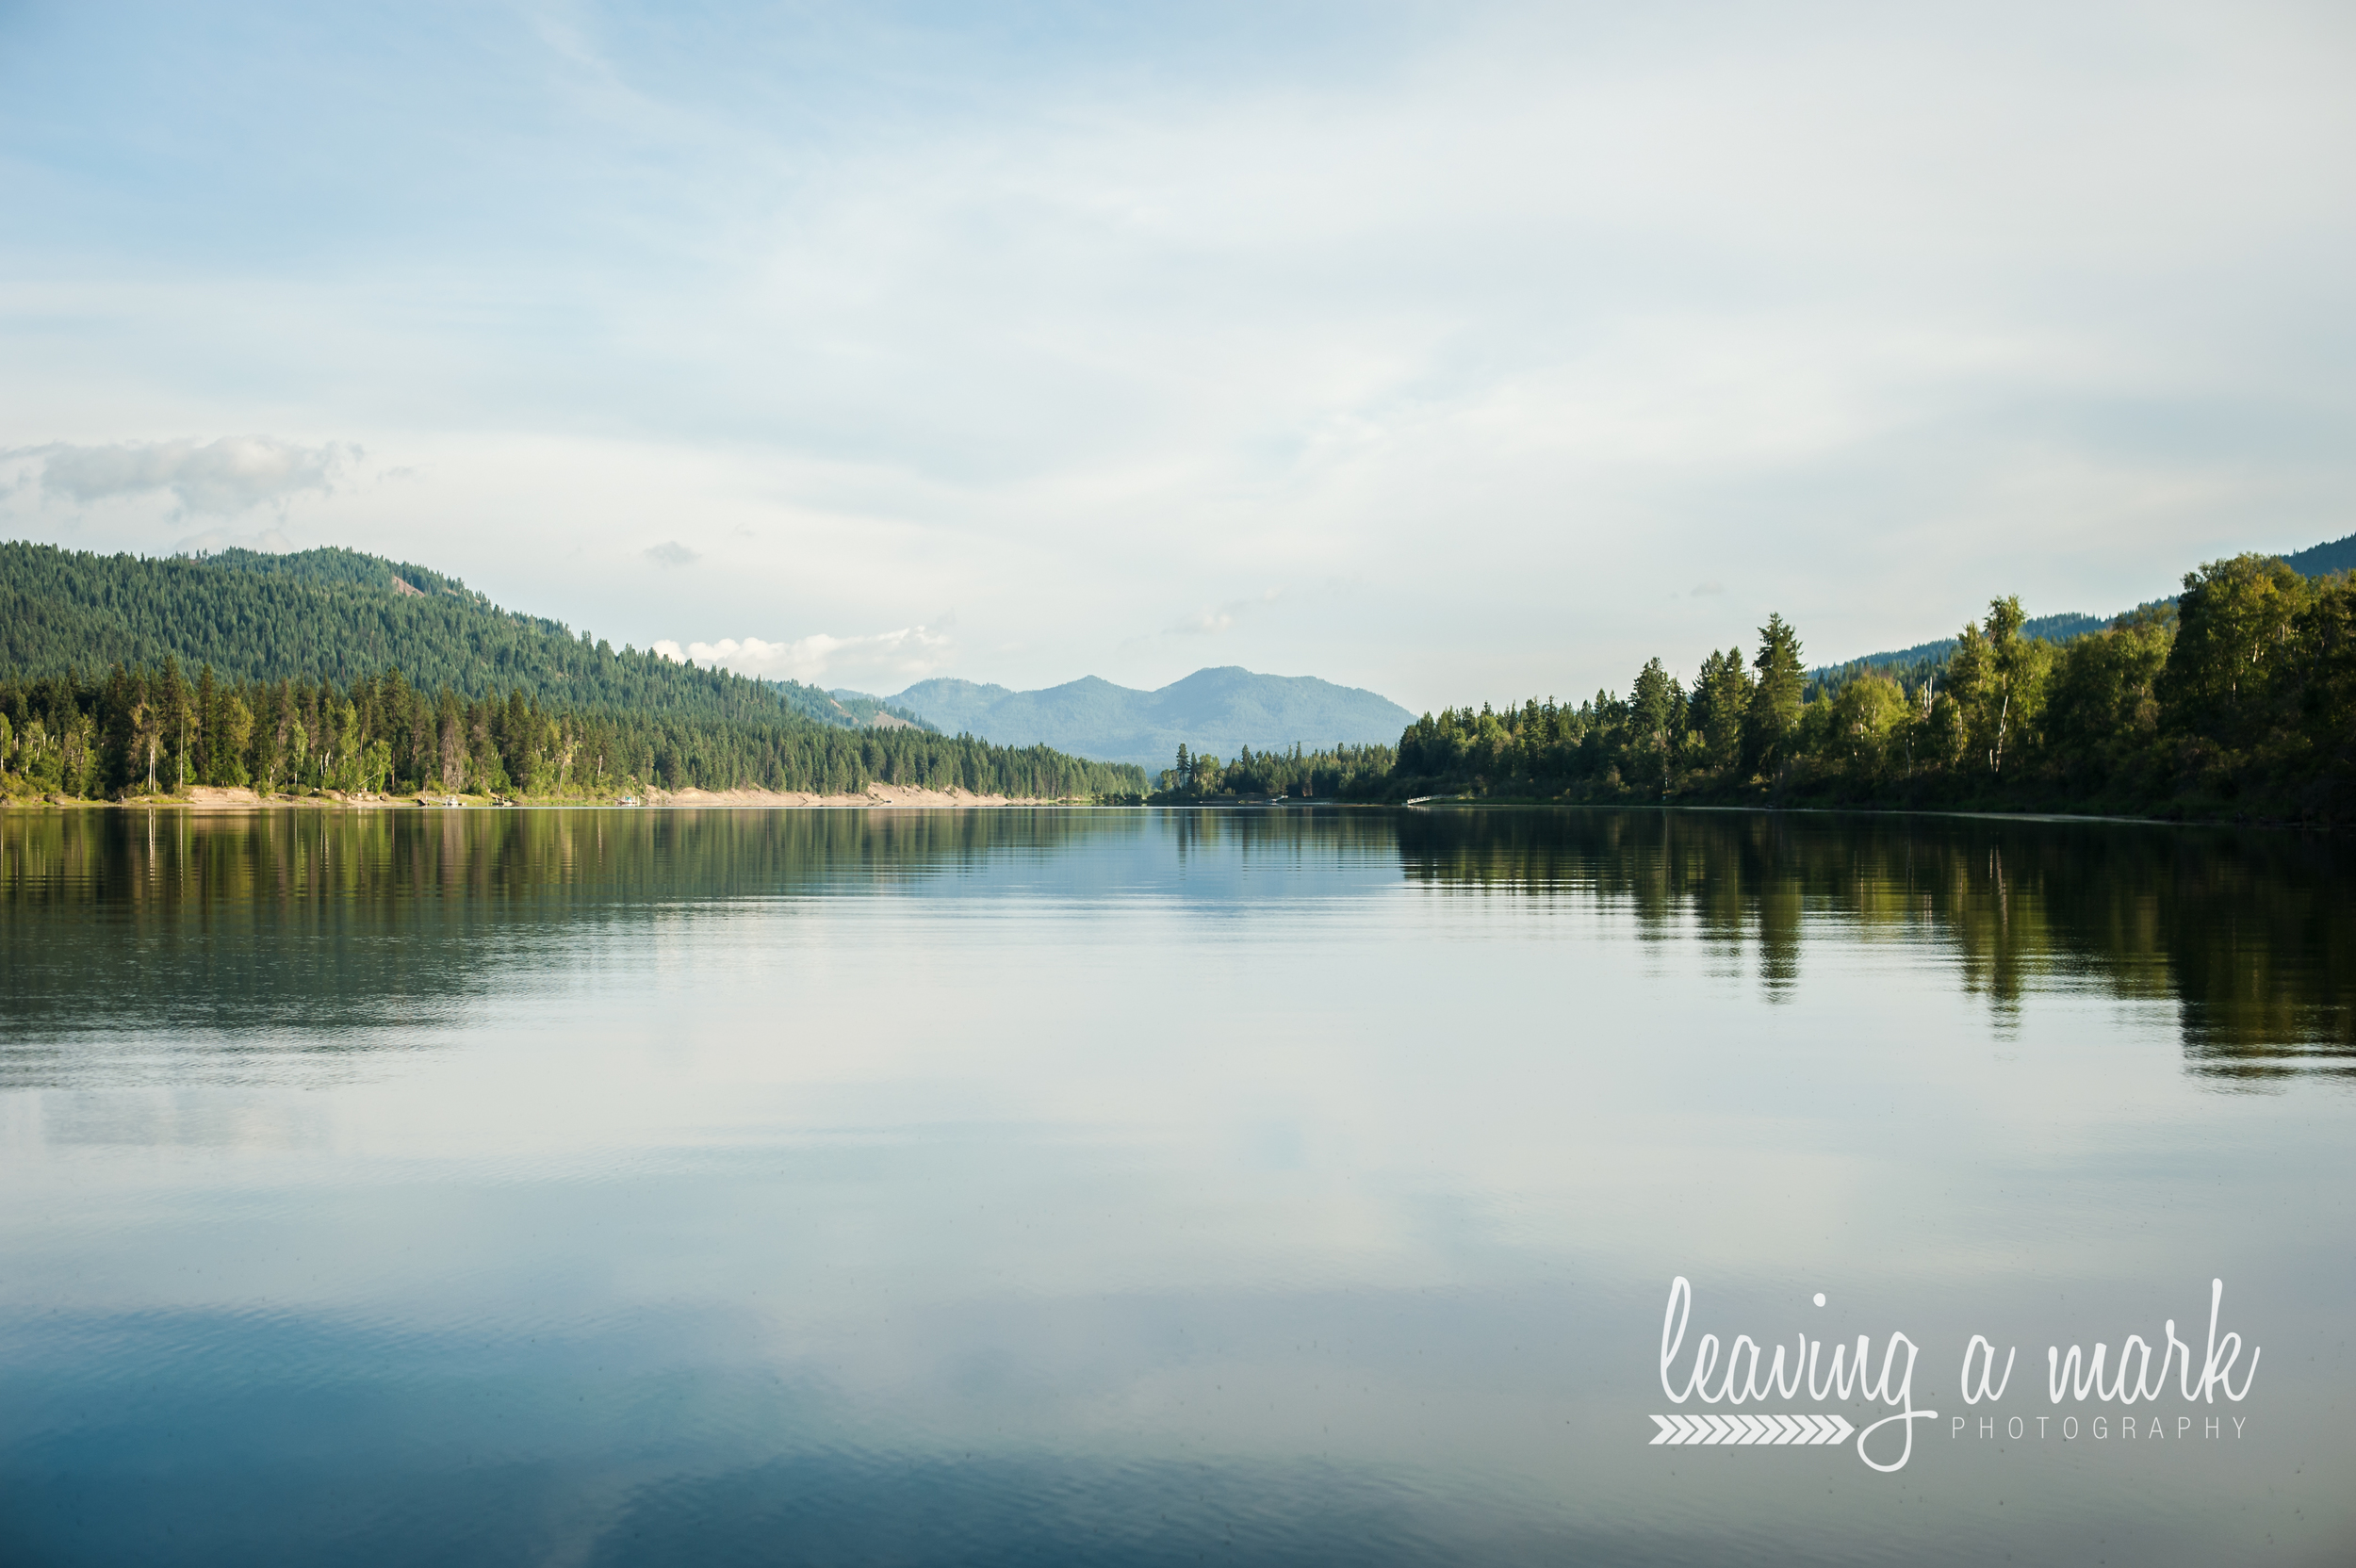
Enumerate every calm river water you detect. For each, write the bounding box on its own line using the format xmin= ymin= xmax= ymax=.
xmin=2 ymin=806 xmax=2350 ymax=1566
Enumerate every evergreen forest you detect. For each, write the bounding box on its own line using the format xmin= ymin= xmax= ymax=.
xmin=1153 ymin=547 xmax=2356 ymax=825
xmin=0 ymin=543 xmax=1143 ymax=801
xmin=8 ymin=536 xmax=2352 ymax=821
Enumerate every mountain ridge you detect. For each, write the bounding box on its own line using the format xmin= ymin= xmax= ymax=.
xmin=852 ymin=665 xmax=1416 ymax=770
xmin=0 ymin=541 xmax=913 ymax=736
xmin=0 ymin=539 xmax=1149 ymax=799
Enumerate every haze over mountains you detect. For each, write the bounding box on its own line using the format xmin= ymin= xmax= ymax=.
xmin=843 ymin=669 xmax=1415 ymax=772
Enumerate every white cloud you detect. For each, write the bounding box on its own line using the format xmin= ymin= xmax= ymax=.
xmin=652 ymin=626 xmax=953 ymax=689
xmin=19 ymin=436 xmax=351 ymax=515
xmin=644 ymin=540 xmax=698 ymax=567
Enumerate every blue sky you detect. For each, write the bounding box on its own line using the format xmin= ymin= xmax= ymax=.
xmin=4 ymin=1 xmax=2352 ymax=708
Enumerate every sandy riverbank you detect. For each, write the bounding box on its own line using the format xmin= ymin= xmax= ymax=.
xmin=654 ymin=783 xmax=1072 ymax=808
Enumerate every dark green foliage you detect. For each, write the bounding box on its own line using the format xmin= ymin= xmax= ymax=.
xmin=0 ymin=541 xmax=892 ymax=735
xmin=0 ymin=663 xmax=1146 ymax=800
xmin=1690 ymin=648 xmax=1749 ymax=773
xmin=10 ymin=536 xmax=2349 ymax=821
xmin=2157 ymin=554 xmax=2310 ymax=749
xmin=2040 ymin=612 xmax=2169 ymax=796
xmin=1375 ymin=551 xmax=2356 ymax=825
xmin=1743 ymin=613 xmax=1806 ymax=776
xmin=2284 ymin=531 xmax=2356 ymax=580
xmin=1149 ymin=741 xmax=1395 ymax=802
xmin=0 ymin=543 xmax=1145 ymax=800
xmin=1812 ymin=610 xmax=2103 ymax=685
xmin=2286 ymin=579 xmax=2356 ymax=806
xmin=197 ymin=545 xmax=470 ymax=598
xmin=1806 ymin=528 xmax=2351 ymax=684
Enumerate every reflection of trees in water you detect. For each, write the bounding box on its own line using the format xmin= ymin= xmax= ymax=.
xmin=7 ymin=806 xmax=2347 ymax=1085
xmin=0 ymin=808 xmax=1154 ymax=1070
xmin=1160 ymin=805 xmax=1404 ymax=865
xmin=5 ymin=805 xmax=1155 ymax=906
xmin=1394 ymin=808 xmax=2355 ymax=1081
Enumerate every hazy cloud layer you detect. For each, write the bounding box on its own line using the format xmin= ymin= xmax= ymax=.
xmin=20 ymin=438 xmax=348 ymax=515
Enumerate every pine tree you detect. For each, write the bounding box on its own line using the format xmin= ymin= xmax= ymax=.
xmin=196 ymin=663 xmax=220 ymax=785
xmin=159 ymin=656 xmax=193 ymax=792
xmin=1744 ymin=614 xmax=1805 ymax=776
xmin=1630 ymin=657 xmax=1681 ymax=795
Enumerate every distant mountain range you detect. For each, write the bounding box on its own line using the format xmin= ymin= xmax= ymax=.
xmin=1813 ymin=528 xmax=2354 ymax=683
xmin=837 ymin=666 xmax=1416 ymax=770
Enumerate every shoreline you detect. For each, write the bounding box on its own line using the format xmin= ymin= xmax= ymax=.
xmin=1 ymin=782 xmax=1092 ymax=810
xmin=5 ymin=790 xmax=2322 ymax=830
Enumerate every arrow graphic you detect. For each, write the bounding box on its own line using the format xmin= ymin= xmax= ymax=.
xmin=1648 ymin=1412 xmax=1857 ymax=1446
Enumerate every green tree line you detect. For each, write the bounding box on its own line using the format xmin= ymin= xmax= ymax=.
xmin=1380 ymin=552 xmax=2355 ymax=822
xmin=0 ymin=662 xmax=1143 ymax=802
xmin=1151 ymin=741 xmax=1398 ymax=802
xmin=0 ymin=540 xmax=1145 ymax=799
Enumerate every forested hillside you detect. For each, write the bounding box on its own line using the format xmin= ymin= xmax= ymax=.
xmin=2285 ymin=532 xmax=2356 ymax=579
xmin=0 ymin=542 xmax=1144 ymax=801
xmin=1335 ymin=550 xmax=2353 ymax=824
xmin=1146 ymin=544 xmax=2353 ymax=824
xmin=1808 ymin=610 xmax=2108 ymax=691
xmin=1807 ymin=529 xmax=2353 ymax=689
xmin=1 ymin=542 xmax=879 ymax=728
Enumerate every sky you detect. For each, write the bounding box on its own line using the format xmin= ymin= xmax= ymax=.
xmin=3 ymin=1 xmax=2353 ymax=710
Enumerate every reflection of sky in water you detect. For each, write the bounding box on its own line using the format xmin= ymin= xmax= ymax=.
xmin=0 ymin=808 xmax=2349 ymax=1565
